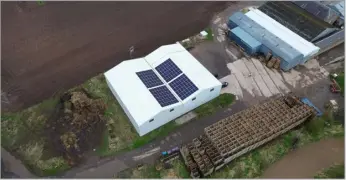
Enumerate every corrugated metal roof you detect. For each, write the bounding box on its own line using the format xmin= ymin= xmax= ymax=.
xmin=293 ymin=1 xmax=339 ymax=24
xmin=259 ymin=1 xmax=335 ymax=41
xmin=246 ymin=9 xmax=320 ymax=60
xmin=231 ymin=27 xmax=262 ymax=48
xmin=328 ymin=1 xmax=345 ymax=17
xmin=229 ymin=12 xmax=303 ymax=64
xmin=315 ymin=29 xmax=345 ymax=50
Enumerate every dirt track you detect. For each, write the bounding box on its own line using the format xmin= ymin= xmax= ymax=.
xmin=1 ymin=1 xmax=228 ymax=112
xmin=262 ymin=138 xmax=344 ymax=178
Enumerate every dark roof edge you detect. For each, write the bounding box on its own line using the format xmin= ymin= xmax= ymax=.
xmin=282 ymin=2 xmax=335 ymax=29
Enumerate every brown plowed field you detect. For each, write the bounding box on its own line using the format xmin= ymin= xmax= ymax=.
xmin=1 ymin=1 xmax=228 ymax=112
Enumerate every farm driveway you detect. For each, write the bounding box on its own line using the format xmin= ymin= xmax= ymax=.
xmin=1 ymin=148 xmax=35 ymax=178
xmin=219 ymin=57 xmax=330 ymax=106
xmin=262 ymin=138 xmax=344 ymax=178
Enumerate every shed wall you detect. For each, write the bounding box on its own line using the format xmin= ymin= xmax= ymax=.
xmin=139 ymin=84 xmax=221 ymax=136
xmin=315 ymin=29 xmax=345 ymax=52
xmin=182 ymin=85 xmax=222 ymax=113
xmin=259 ymin=45 xmax=271 ymax=55
xmin=229 ymin=27 xmax=262 ymax=55
xmin=139 ymin=100 xmax=185 ymax=136
xmin=227 ymin=19 xmax=238 ymax=29
xmin=106 ymin=78 xmax=141 ymax=133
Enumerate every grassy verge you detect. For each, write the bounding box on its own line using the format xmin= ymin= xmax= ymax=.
xmin=195 ymin=93 xmax=235 ymax=118
xmin=116 ymin=158 xmax=189 ymax=179
xmin=131 ymin=121 xmax=178 ymax=149
xmin=97 ymin=120 xmax=179 ymax=157
xmin=1 ymin=97 xmax=70 ymax=176
xmin=315 ymin=164 xmax=344 ymax=179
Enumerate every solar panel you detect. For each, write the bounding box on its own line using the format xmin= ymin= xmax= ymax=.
xmin=169 ymin=74 xmax=198 ymax=100
xmin=149 ymin=86 xmax=179 ymax=107
xmin=155 ymin=59 xmax=182 ymax=82
xmin=136 ymin=70 xmax=163 ymax=88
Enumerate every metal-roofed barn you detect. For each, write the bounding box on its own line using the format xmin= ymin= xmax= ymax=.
xmin=228 ymin=12 xmax=304 ymax=71
xmin=259 ymin=1 xmax=338 ymax=42
xmin=293 ymin=1 xmax=340 ymax=24
xmin=104 ymin=43 xmax=222 ymax=136
xmin=245 ymin=9 xmax=320 ymax=63
xmin=328 ymin=1 xmax=345 ymax=17
xmin=328 ymin=1 xmax=345 ymax=27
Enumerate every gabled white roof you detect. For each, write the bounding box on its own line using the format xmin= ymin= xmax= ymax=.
xmin=104 ymin=58 xmax=167 ymax=124
xmin=245 ymin=9 xmax=320 ymax=59
xmin=105 ymin=43 xmax=221 ymax=125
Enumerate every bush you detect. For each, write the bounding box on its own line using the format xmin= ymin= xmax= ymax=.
xmin=36 ymin=157 xmax=70 ymax=176
xmin=305 ymin=117 xmax=325 ymax=138
xmin=205 ymin=27 xmax=214 ymax=41
xmin=335 ymin=73 xmax=344 ymax=93
xmin=315 ymin=164 xmax=344 ymax=178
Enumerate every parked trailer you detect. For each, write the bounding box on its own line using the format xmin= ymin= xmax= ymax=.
xmin=180 ymin=94 xmax=315 ymax=178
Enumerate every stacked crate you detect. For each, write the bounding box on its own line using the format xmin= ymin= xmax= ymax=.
xmin=181 ymin=95 xmax=315 ymax=178
xmin=188 ymin=142 xmax=214 ymax=177
xmin=180 ymin=145 xmax=200 ymax=178
xmin=204 ymin=96 xmax=314 ymax=163
xmin=198 ymin=135 xmax=224 ymax=171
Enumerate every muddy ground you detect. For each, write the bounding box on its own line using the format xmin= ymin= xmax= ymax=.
xmin=1 ymin=1 xmax=229 ymax=112
xmin=262 ymin=138 xmax=344 ymax=178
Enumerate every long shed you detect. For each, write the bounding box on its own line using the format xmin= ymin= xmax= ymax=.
xmin=228 ymin=12 xmax=304 ymax=71
xmin=245 ymin=9 xmax=320 ymax=63
xmin=293 ymin=1 xmax=340 ymax=24
xmin=258 ymin=1 xmax=337 ymax=42
xmin=329 ymin=1 xmax=345 ymax=17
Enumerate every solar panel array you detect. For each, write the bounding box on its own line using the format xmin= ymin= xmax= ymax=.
xmin=136 ymin=70 xmax=163 ymax=88
xmin=149 ymin=86 xmax=179 ymax=107
xmin=169 ymin=74 xmax=199 ymax=100
xmin=155 ymin=58 xmax=183 ymax=82
xmin=136 ymin=59 xmax=199 ymax=107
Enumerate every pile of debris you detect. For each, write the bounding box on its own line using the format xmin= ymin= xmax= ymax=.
xmin=46 ymin=90 xmax=107 ymax=164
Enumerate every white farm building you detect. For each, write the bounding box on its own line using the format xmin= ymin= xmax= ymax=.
xmin=104 ymin=43 xmax=222 ymax=136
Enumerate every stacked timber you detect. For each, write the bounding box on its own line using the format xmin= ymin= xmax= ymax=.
xmin=199 ymin=135 xmax=224 ymax=171
xmin=180 ymin=145 xmax=200 ymax=178
xmin=205 ymin=96 xmax=314 ymax=163
xmin=180 ymin=94 xmax=315 ymax=178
